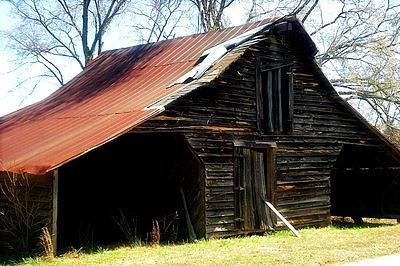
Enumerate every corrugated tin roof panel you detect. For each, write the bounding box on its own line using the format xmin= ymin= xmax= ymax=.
xmin=0 ymin=18 xmax=278 ymax=175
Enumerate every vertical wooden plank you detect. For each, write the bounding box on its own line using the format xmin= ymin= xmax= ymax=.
xmin=249 ymin=148 xmax=256 ymax=230
xmin=267 ymin=71 xmax=274 ymax=132
xmin=234 ymin=147 xmax=244 ymax=230
xmin=287 ymin=67 xmax=294 ymax=132
xmin=239 ymin=148 xmax=245 ymax=230
xmin=266 ymin=146 xmax=277 ymax=225
xmin=276 ymin=68 xmax=283 ymax=132
xmin=52 ymin=169 xmax=58 ymax=254
xmin=233 ymin=146 xmax=239 ymax=226
xmin=242 ymin=148 xmax=248 ymax=229
xmin=180 ymin=188 xmax=197 ymax=241
xmin=250 ymin=150 xmax=257 ymax=229
xmin=253 ymin=151 xmax=268 ymax=230
xmin=243 ymin=148 xmax=255 ymax=230
xmin=255 ymin=58 xmax=264 ymax=131
xmin=251 ymin=150 xmax=259 ymax=228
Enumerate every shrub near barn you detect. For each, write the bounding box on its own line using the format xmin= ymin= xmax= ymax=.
xmin=0 ymin=172 xmax=53 ymax=259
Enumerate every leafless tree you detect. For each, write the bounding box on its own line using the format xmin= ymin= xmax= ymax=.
xmin=242 ymin=0 xmax=318 ymax=23
xmin=190 ymin=0 xmax=236 ymax=31
xmin=4 ymin=0 xmax=130 ymax=87
xmin=3 ymin=0 xmax=190 ymax=103
xmin=304 ymin=0 xmax=400 ymax=137
xmin=333 ymin=42 xmax=400 ymax=143
xmin=3 ymin=0 xmax=400 ymax=142
xmin=129 ymin=0 xmax=187 ymax=43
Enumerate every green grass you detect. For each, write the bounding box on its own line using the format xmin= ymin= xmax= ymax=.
xmin=10 ymin=219 xmax=400 ymax=266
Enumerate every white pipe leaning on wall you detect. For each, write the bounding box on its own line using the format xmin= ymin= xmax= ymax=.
xmin=262 ymin=198 xmax=301 ymax=238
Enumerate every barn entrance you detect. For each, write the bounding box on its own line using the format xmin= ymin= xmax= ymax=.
xmin=330 ymin=144 xmax=400 ymax=220
xmin=57 ymin=133 xmax=204 ymax=249
xmin=233 ymin=141 xmax=276 ymax=232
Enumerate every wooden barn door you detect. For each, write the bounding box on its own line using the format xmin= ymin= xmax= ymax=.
xmin=234 ymin=141 xmax=276 ymax=231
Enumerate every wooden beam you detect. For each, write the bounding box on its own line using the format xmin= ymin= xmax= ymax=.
xmin=255 ymin=57 xmax=264 ymax=131
xmin=233 ymin=140 xmax=277 ymax=149
xmin=276 ymin=68 xmax=283 ymax=132
xmin=52 ymin=169 xmax=59 ymax=255
xmin=180 ymin=188 xmax=197 ymax=242
xmin=266 ymin=146 xmax=277 ymax=225
xmin=287 ymin=67 xmax=294 ymax=132
xmin=267 ymin=70 xmax=274 ymax=132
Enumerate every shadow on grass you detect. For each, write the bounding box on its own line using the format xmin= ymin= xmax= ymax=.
xmin=331 ymin=217 xmax=398 ymax=229
xmin=0 ymin=254 xmax=35 ymax=266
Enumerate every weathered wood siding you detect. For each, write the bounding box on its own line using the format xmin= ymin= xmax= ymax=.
xmin=178 ymin=136 xmax=206 ymax=239
xmin=0 ymin=171 xmax=53 ymax=252
xmin=0 ymin=172 xmax=53 ymax=225
xmin=134 ymin=29 xmax=393 ymax=237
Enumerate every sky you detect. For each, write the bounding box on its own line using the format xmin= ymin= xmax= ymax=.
xmin=0 ymin=1 xmax=341 ymax=117
xmin=0 ymin=2 xmax=19 ymax=117
xmin=0 ymin=1 xmax=194 ymax=116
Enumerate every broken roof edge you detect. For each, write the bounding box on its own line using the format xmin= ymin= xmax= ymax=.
xmin=146 ymin=46 xmax=248 ymax=111
xmin=172 ymin=15 xmax=307 ymax=86
xmin=172 ymin=22 xmax=274 ymax=84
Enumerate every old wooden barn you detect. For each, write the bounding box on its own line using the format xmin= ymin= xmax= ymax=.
xmin=1 ymin=16 xmax=400 ymax=251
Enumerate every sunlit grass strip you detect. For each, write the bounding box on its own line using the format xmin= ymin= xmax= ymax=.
xmin=16 ymin=221 xmax=400 ymax=266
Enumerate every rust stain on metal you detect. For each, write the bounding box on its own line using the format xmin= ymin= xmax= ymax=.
xmin=0 ymin=18 xmax=276 ymax=175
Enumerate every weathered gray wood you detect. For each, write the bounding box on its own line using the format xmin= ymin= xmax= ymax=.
xmin=52 ymin=169 xmax=58 ymax=255
xmin=276 ymin=68 xmax=283 ymax=132
xmin=266 ymin=146 xmax=277 ymax=225
xmin=180 ymin=188 xmax=197 ymax=242
xmin=233 ymin=144 xmax=275 ymax=231
xmin=130 ymin=27 xmax=399 ymax=237
xmin=287 ymin=67 xmax=294 ymax=131
xmin=255 ymin=57 xmax=264 ymax=131
xmin=243 ymin=148 xmax=255 ymax=229
xmin=253 ymin=150 xmax=268 ymax=230
xmin=267 ymin=71 xmax=274 ymax=132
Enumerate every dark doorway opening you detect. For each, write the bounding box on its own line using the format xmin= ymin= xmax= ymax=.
xmin=57 ymin=133 xmax=204 ymax=249
xmin=330 ymin=144 xmax=400 ymax=219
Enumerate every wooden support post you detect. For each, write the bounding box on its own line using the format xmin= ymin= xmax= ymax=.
xmin=180 ymin=188 xmax=197 ymax=242
xmin=52 ymin=169 xmax=59 ymax=254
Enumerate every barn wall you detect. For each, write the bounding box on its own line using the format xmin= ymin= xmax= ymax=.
xmin=330 ymin=144 xmax=400 ymax=219
xmin=0 ymin=171 xmax=54 ymax=253
xmin=133 ymin=29 xmax=391 ymax=237
xmin=180 ymin=142 xmax=206 ymax=238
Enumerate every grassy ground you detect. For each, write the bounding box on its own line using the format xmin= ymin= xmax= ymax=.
xmin=9 ymin=219 xmax=400 ymax=266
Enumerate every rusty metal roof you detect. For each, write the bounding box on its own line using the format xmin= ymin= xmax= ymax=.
xmin=0 ymin=17 xmax=280 ymax=175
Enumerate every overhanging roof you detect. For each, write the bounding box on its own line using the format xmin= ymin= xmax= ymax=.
xmin=1 ymin=17 xmax=291 ymax=175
